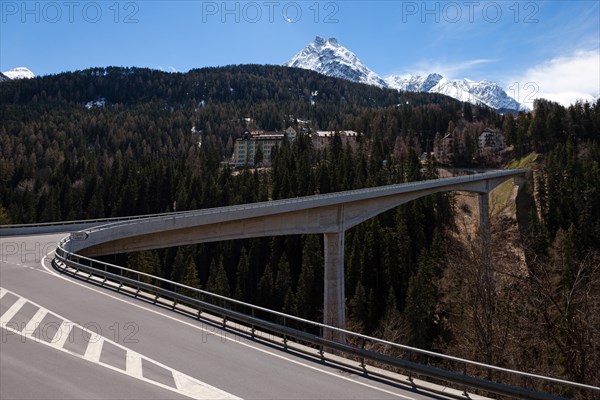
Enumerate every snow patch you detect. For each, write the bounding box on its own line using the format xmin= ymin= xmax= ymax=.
xmin=85 ymin=98 xmax=106 ymax=109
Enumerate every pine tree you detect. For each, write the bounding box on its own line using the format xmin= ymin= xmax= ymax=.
xmin=254 ymin=144 xmax=263 ymax=167
xmin=0 ymin=205 xmax=10 ymax=224
xmin=170 ymin=246 xmax=191 ymax=283
xmin=126 ymin=250 xmax=160 ymax=284
xmin=404 ymin=250 xmax=438 ymax=349
xmin=206 ymin=256 xmax=230 ymax=297
xmin=274 ymin=254 xmax=292 ymax=310
xmin=349 ymin=281 xmax=368 ymax=332
xmin=295 ymin=235 xmax=323 ymax=319
xmin=234 ymin=247 xmax=252 ymax=301
xmin=181 ymin=255 xmax=201 ymax=299
xmin=257 ymin=263 xmax=274 ymax=308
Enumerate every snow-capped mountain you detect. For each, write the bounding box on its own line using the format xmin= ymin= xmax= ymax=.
xmin=2 ymin=67 xmax=35 ymax=80
xmin=434 ymin=77 xmax=527 ymax=111
xmin=386 ymin=74 xmax=529 ymax=112
xmin=287 ymin=37 xmax=528 ymax=112
xmin=0 ymin=72 xmax=10 ymax=82
xmin=385 ymin=73 xmax=444 ymax=93
xmin=286 ymin=36 xmax=387 ymax=88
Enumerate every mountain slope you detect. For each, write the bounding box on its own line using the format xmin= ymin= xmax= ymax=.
xmin=0 ymin=72 xmax=10 ymax=82
xmin=286 ymin=36 xmax=387 ymax=87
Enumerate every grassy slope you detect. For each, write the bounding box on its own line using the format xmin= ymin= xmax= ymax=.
xmin=490 ymin=153 xmax=539 ymax=218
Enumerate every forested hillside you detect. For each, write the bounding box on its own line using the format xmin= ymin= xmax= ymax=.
xmin=1 ymin=66 xmax=599 ymax=395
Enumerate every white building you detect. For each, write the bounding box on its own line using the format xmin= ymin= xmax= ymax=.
xmin=232 ymin=127 xmax=297 ymax=168
xmin=478 ymin=129 xmax=505 ymax=155
xmin=311 ymin=130 xmax=361 ymax=152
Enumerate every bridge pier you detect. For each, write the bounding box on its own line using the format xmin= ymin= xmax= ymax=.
xmin=478 ymin=192 xmax=493 ymax=290
xmin=323 ymin=231 xmax=346 ymax=342
xmin=478 ymin=192 xmax=490 ymax=245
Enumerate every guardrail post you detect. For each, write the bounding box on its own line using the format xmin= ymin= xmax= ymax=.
xmin=283 ymin=316 xmax=287 ymax=349
xmin=319 ymin=326 xmax=324 ymax=360
xmin=360 ymin=337 xmax=366 ymax=370
xmin=251 ymin=308 xmax=255 ymax=338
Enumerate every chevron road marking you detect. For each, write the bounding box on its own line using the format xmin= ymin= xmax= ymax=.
xmin=0 ymin=287 xmax=242 ymax=400
xmin=0 ymin=297 xmax=27 ymax=325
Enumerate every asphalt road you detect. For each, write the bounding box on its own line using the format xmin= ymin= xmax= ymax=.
xmin=1 ymin=233 xmax=451 ymax=400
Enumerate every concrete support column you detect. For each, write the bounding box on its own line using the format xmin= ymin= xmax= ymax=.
xmin=323 ymin=231 xmax=345 ymax=342
xmin=478 ymin=192 xmax=493 ymax=289
xmin=478 ymin=192 xmax=490 ymax=245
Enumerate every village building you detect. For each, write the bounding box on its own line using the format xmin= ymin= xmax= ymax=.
xmin=433 ymin=131 xmax=465 ymax=164
xmin=478 ymin=129 xmax=505 ymax=155
xmin=311 ymin=130 xmax=361 ymax=152
xmin=232 ymin=127 xmax=297 ymax=168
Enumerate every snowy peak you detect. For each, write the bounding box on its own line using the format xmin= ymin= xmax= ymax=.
xmin=429 ymin=77 xmax=529 ymax=112
xmin=287 ymin=37 xmax=527 ymax=112
xmin=0 ymin=72 xmax=10 ymax=82
xmin=286 ymin=36 xmax=387 ymax=88
xmin=385 ymin=73 xmax=444 ymax=93
xmin=386 ymin=73 xmax=529 ymax=112
xmin=2 ymin=67 xmax=35 ymax=80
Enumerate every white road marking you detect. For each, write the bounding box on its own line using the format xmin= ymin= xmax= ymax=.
xmin=50 ymin=319 xmax=73 ymax=349
xmin=173 ymin=371 xmax=243 ymax=400
xmin=0 ymin=287 xmax=242 ymax=400
xmin=41 ymin=250 xmax=417 ymax=399
xmin=0 ymin=297 xmax=27 ymax=325
xmin=83 ymin=334 xmax=104 ymax=363
xmin=0 ymin=287 xmax=6 ymax=299
xmin=126 ymin=351 xmax=144 ymax=379
xmin=22 ymin=307 xmax=48 ymax=337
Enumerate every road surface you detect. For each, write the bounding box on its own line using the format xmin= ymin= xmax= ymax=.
xmin=1 ymin=233 xmax=452 ymax=400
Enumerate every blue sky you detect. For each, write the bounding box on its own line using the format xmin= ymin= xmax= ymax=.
xmin=1 ymin=1 xmax=599 ymax=107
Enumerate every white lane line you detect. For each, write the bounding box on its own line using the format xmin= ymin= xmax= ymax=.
xmin=0 ymin=297 xmax=27 ymax=325
xmin=50 ymin=320 xmax=73 ymax=349
xmin=0 ymin=287 xmax=6 ymax=300
xmin=0 ymin=287 xmax=242 ymax=400
xmin=173 ymin=371 xmax=241 ymax=400
xmin=41 ymin=251 xmax=415 ymax=400
xmin=83 ymin=334 xmax=104 ymax=363
xmin=126 ymin=351 xmax=144 ymax=379
xmin=22 ymin=307 xmax=48 ymax=337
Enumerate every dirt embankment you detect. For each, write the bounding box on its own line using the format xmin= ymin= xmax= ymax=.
xmin=450 ymin=161 xmax=538 ymax=278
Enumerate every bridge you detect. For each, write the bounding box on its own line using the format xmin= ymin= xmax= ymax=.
xmin=64 ymin=169 xmax=527 ymax=333
xmin=3 ymin=169 xmax=599 ymax=399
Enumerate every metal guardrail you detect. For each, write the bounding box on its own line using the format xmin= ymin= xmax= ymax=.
xmin=0 ymin=211 xmax=178 ymax=230
xmin=53 ymin=235 xmax=599 ymax=400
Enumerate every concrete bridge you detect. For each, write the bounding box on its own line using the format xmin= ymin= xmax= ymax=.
xmin=68 ymin=169 xmax=528 ymax=333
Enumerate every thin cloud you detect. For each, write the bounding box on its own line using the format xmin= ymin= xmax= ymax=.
xmin=509 ymin=49 xmax=600 ymax=108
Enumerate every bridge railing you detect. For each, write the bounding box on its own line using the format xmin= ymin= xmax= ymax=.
xmin=75 ymin=169 xmax=530 ymax=236
xmin=0 ymin=212 xmax=182 ymax=236
xmin=53 ymin=236 xmax=598 ymax=400
xmin=2 ymin=169 xmax=528 ymax=237
xmin=1 ymin=169 xmax=527 ymax=231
